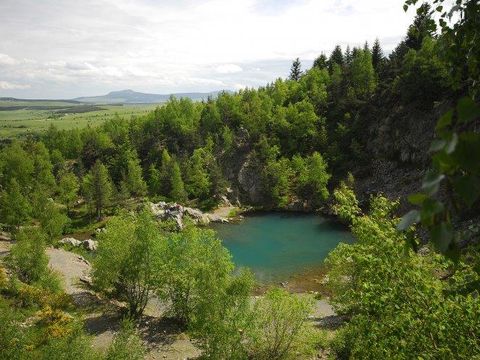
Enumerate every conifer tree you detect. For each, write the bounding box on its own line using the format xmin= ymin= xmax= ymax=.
xmin=58 ymin=171 xmax=79 ymax=213
xmin=159 ymin=148 xmax=173 ymax=196
xmin=289 ymin=58 xmax=302 ymax=81
xmin=313 ymin=54 xmax=328 ymax=70
xmin=169 ymin=161 xmax=187 ymax=202
xmin=328 ymin=45 xmax=344 ymax=72
xmin=125 ymin=152 xmax=147 ymax=197
xmin=83 ymin=160 xmax=113 ymax=219
xmin=372 ymin=38 xmax=384 ymax=71
xmin=147 ymin=164 xmax=161 ymax=196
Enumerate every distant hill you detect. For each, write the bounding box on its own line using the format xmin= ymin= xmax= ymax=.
xmin=73 ymin=89 xmax=224 ymax=104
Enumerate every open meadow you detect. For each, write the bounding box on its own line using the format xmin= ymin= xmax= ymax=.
xmin=0 ymin=99 xmax=159 ymax=138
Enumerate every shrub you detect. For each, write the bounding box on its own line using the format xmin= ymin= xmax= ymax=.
xmin=8 ymin=228 xmax=49 ymax=283
xmin=106 ymin=319 xmax=145 ymax=360
xmin=93 ymin=210 xmax=164 ymax=317
xmin=325 ymin=182 xmax=480 ymax=358
xmin=248 ymin=288 xmax=317 ymax=360
xmin=159 ymin=226 xmax=233 ymax=324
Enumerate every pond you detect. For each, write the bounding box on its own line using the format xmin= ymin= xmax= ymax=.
xmin=211 ymin=212 xmax=353 ymax=283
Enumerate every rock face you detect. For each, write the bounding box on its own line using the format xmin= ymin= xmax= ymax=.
xmin=149 ymin=202 xmax=228 ymax=229
xmin=59 ymin=237 xmax=98 ymax=251
xmin=237 ymin=155 xmax=264 ymax=204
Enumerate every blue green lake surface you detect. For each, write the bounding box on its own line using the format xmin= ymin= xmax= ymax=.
xmin=212 ymin=212 xmax=353 ymax=283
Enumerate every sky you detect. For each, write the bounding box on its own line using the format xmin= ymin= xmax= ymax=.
xmin=0 ymin=0 xmax=415 ymax=99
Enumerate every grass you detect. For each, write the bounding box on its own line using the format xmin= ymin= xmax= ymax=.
xmin=0 ymin=99 xmax=160 ymax=138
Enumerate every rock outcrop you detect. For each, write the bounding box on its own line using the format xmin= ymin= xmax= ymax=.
xmin=59 ymin=237 xmax=98 ymax=251
xmin=149 ymin=202 xmax=228 ymax=229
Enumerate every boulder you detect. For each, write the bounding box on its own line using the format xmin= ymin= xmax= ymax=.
xmin=59 ymin=237 xmax=82 ymax=247
xmin=82 ymin=239 xmax=98 ymax=251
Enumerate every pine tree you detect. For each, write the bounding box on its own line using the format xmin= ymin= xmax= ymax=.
xmin=125 ymin=152 xmax=147 ymax=197
xmin=345 ymin=45 xmax=352 ymax=65
xmin=372 ymin=38 xmax=384 ymax=71
xmin=405 ymin=3 xmax=435 ymax=50
xmin=83 ymin=160 xmax=113 ymax=219
xmin=313 ymin=54 xmax=328 ymax=70
xmin=147 ymin=164 xmax=161 ymax=196
xmin=159 ymin=149 xmax=172 ymax=196
xmin=169 ymin=161 xmax=187 ymax=202
xmin=289 ymin=58 xmax=302 ymax=81
xmin=58 ymin=171 xmax=79 ymax=213
xmin=328 ymin=45 xmax=344 ymax=72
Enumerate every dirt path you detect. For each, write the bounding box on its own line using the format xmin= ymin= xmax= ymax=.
xmin=47 ymin=248 xmax=91 ymax=295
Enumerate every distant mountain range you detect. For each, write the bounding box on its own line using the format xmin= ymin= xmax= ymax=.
xmin=73 ymin=89 xmax=224 ymax=104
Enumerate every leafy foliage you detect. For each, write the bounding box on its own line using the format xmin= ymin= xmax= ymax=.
xmin=327 ymin=182 xmax=480 ymax=358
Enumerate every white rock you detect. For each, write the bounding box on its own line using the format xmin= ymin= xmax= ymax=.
xmin=59 ymin=237 xmax=82 ymax=247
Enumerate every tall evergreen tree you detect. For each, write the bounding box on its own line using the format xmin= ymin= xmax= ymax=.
xmin=405 ymin=3 xmax=436 ymax=50
xmin=289 ymin=58 xmax=302 ymax=81
xmin=83 ymin=160 xmax=113 ymax=219
xmin=313 ymin=54 xmax=328 ymax=70
xmin=58 ymin=171 xmax=79 ymax=213
xmin=371 ymin=38 xmax=384 ymax=71
xmin=328 ymin=45 xmax=344 ymax=72
xmin=169 ymin=161 xmax=187 ymax=202
xmin=125 ymin=152 xmax=147 ymax=197
xmin=344 ymin=45 xmax=352 ymax=65
xmin=159 ymin=148 xmax=173 ymax=196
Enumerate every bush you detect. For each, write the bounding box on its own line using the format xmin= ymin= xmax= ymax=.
xmin=190 ymin=269 xmax=255 ymax=359
xmin=106 ymin=319 xmax=145 ymax=360
xmin=159 ymin=226 xmax=233 ymax=324
xmin=325 ymin=182 xmax=480 ymax=358
xmin=8 ymin=228 xmax=49 ymax=283
xmin=247 ymin=288 xmax=318 ymax=360
xmin=93 ymin=210 xmax=164 ymax=317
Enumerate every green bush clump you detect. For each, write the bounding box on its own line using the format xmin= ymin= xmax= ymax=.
xmin=326 ymin=181 xmax=480 ymax=358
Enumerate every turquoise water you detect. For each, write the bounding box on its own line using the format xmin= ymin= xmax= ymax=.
xmin=212 ymin=212 xmax=353 ymax=283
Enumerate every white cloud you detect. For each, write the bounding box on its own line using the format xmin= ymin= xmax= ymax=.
xmin=0 ymin=0 xmax=415 ymax=98
xmin=0 ymin=53 xmax=17 ymax=65
xmin=0 ymin=81 xmax=31 ymax=90
xmin=215 ymin=64 xmax=243 ymax=74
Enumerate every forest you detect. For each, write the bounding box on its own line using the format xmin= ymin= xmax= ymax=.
xmin=0 ymin=0 xmax=479 ymax=359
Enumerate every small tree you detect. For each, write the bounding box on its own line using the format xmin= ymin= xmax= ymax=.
xmin=160 ymin=226 xmax=233 ymax=324
xmin=0 ymin=178 xmax=30 ymax=230
xmin=58 ymin=171 xmax=79 ymax=213
xmin=93 ymin=211 xmax=164 ymax=317
xmin=82 ymin=160 xmax=113 ymax=219
xmin=125 ymin=152 xmax=147 ymax=197
xmin=191 ymin=269 xmax=255 ymax=360
xmin=289 ymin=58 xmax=302 ymax=81
xmin=39 ymin=200 xmax=69 ymax=243
xmin=8 ymin=228 xmax=49 ymax=283
xmin=169 ymin=161 xmax=187 ymax=202
xmin=248 ymin=288 xmax=317 ymax=360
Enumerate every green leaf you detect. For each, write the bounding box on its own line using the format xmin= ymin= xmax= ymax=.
xmin=408 ymin=193 xmax=427 ymax=205
xmin=457 ymin=97 xmax=480 ymax=124
xmin=452 ymin=133 xmax=480 ymax=173
xmin=436 ymin=5 xmax=443 ymax=12
xmin=445 ymin=133 xmax=458 ymax=154
xmin=397 ymin=210 xmax=420 ymax=231
xmin=435 ymin=109 xmax=453 ymax=132
xmin=429 ymin=139 xmax=446 ymax=153
xmin=403 ymin=4 xmax=408 ymax=12
xmin=452 ymin=174 xmax=480 ymax=207
xmin=430 ymin=222 xmax=453 ymax=254
xmin=421 ymin=171 xmax=445 ymax=195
